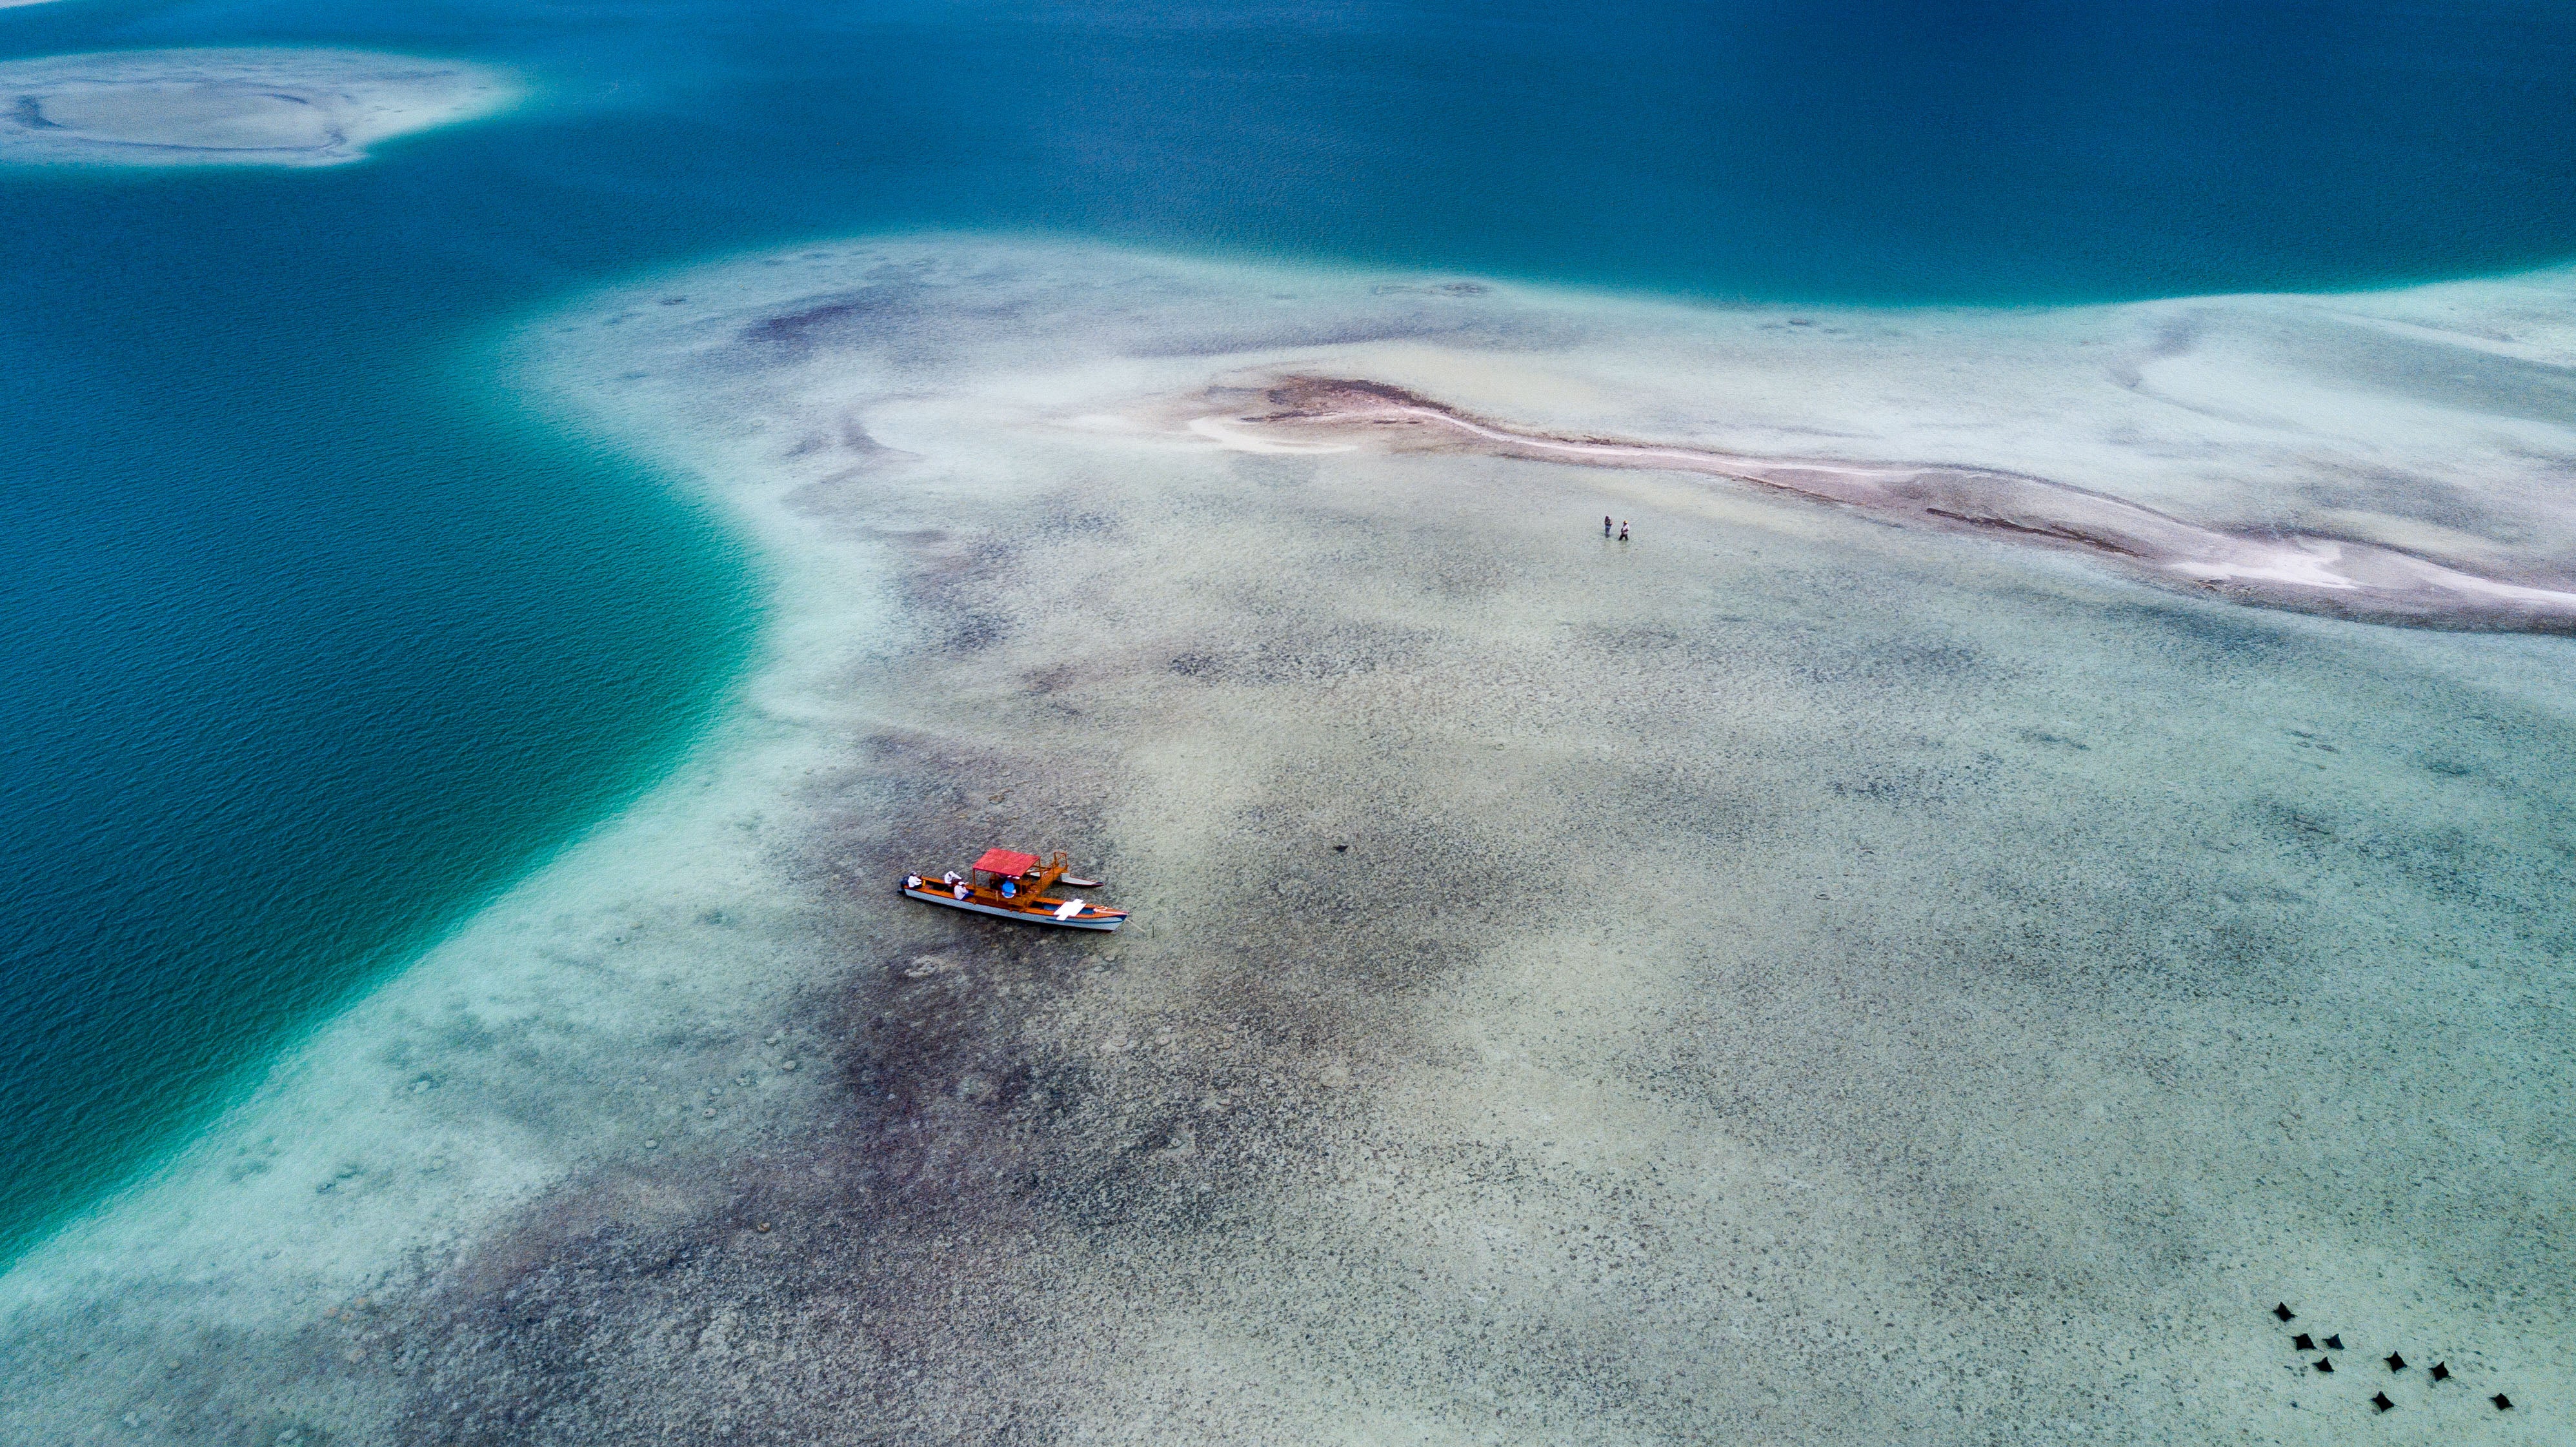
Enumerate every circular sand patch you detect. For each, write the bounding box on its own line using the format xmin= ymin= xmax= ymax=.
xmin=0 ymin=48 xmax=518 ymax=167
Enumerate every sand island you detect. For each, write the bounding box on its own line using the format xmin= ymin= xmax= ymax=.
xmin=0 ymin=49 xmax=518 ymax=168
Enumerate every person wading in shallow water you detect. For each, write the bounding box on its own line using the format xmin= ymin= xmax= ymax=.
xmin=1618 ymin=520 xmax=1630 ymax=542
xmin=1604 ymin=514 xmax=1613 ymax=536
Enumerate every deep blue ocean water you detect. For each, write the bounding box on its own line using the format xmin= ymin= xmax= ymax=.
xmin=3 ymin=0 xmax=2573 ymax=1259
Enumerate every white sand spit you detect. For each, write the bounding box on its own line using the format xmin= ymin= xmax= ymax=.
xmin=0 ymin=48 xmax=518 ymax=167
xmin=1210 ymin=376 xmax=2576 ymax=630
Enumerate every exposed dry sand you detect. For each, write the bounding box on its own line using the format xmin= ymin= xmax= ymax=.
xmin=1209 ymin=376 xmax=2576 ymax=631
xmin=0 ymin=49 xmax=518 ymax=167
xmin=2 ymin=240 xmax=2569 ymax=1445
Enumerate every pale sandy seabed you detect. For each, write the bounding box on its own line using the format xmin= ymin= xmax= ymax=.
xmin=5 ymin=239 xmax=2571 ymax=1445
xmin=0 ymin=50 xmax=517 ymax=167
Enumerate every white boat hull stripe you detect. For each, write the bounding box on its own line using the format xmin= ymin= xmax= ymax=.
xmin=900 ymin=886 xmax=1127 ymax=930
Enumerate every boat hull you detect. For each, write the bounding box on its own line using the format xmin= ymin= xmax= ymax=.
xmin=900 ymin=883 xmax=1127 ymax=930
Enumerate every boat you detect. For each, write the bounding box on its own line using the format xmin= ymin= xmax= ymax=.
xmin=899 ymin=847 xmax=1129 ymax=931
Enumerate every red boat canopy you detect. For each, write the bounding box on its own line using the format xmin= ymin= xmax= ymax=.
xmin=973 ymin=848 xmax=1041 ymax=877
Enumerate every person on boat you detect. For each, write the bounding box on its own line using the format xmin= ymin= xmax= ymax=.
xmin=1001 ymin=878 xmax=1016 ymax=900
xmin=905 ymin=873 xmax=921 ymax=891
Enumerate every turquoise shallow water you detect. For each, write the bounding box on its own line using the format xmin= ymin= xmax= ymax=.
xmin=3 ymin=0 xmax=2575 ymax=1261
xmin=0 ymin=166 xmax=762 ymax=1258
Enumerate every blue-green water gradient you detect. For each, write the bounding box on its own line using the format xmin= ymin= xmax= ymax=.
xmin=4 ymin=0 xmax=2573 ymax=1259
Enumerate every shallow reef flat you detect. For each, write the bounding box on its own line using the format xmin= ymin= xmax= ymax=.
xmin=0 ymin=49 xmax=518 ymax=168
xmin=4 ymin=239 xmax=2570 ymax=1444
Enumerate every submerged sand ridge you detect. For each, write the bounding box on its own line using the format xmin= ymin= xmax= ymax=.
xmin=0 ymin=50 xmax=518 ymax=167
xmin=1 ymin=241 xmax=2570 ymax=1444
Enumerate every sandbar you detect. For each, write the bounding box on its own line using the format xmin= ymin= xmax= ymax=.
xmin=0 ymin=48 xmax=518 ymax=167
xmin=1211 ymin=375 xmax=2576 ymax=631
